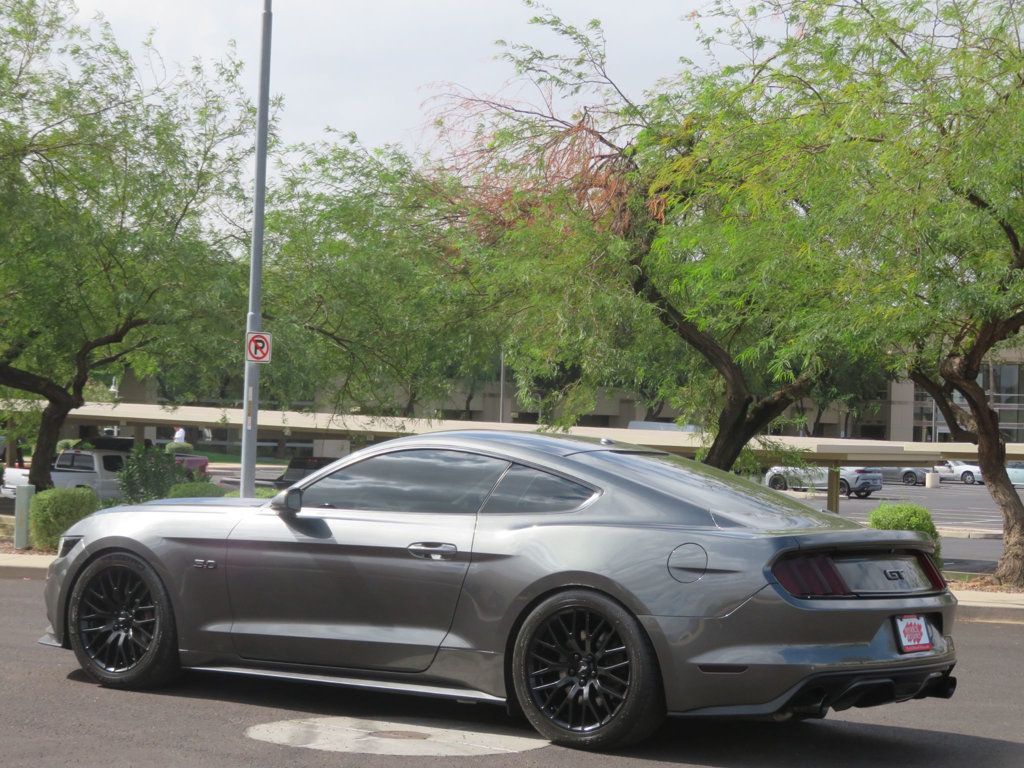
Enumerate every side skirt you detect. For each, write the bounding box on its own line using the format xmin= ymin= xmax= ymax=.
xmin=188 ymin=664 xmax=506 ymax=704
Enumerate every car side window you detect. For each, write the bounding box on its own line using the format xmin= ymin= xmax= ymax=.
xmin=301 ymin=449 xmax=509 ymax=514
xmin=480 ymin=464 xmax=594 ymax=514
xmin=102 ymin=454 xmax=124 ymax=472
xmin=55 ymin=453 xmax=74 ymax=469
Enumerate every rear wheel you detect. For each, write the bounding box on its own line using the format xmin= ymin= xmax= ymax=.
xmin=511 ymin=590 xmax=664 ymax=750
xmin=902 ymin=471 xmax=918 ymax=486
xmin=68 ymin=552 xmax=180 ymax=689
xmin=839 ymin=479 xmax=851 ymax=497
xmin=854 ymin=491 xmax=871 ymax=499
xmin=961 ymin=472 xmax=976 ymax=485
xmin=768 ymin=475 xmax=788 ymax=491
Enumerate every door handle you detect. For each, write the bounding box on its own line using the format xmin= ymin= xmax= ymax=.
xmin=407 ymin=542 xmax=458 ymax=561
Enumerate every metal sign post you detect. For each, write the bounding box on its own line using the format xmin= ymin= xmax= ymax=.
xmin=240 ymin=0 xmax=273 ymax=498
xmin=14 ymin=485 xmax=33 ymax=550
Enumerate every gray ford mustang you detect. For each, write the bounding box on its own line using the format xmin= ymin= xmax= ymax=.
xmin=41 ymin=430 xmax=956 ymax=750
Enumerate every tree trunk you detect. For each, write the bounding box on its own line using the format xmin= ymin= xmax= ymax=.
xmin=28 ymin=398 xmax=74 ymax=490
xmin=941 ymin=361 xmax=1024 ymax=587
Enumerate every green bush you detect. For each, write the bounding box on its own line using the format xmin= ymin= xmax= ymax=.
xmin=165 ymin=441 xmax=193 ymax=454
xmin=120 ymin=446 xmax=188 ymax=503
xmin=56 ymin=439 xmax=78 ymax=451
xmin=225 ymin=487 xmax=278 ymax=499
xmin=868 ymin=503 xmax=942 ymax=562
xmin=166 ymin=481 xmax=226 ymax=499
xmin=29 ymin=487 xmax=100 ymax=551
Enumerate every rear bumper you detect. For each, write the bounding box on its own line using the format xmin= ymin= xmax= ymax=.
xmin=641 ymin=586 xmax=957 ymax=716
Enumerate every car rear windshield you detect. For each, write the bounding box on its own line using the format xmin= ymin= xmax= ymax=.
xmin=573 ymin=451 xmax=859 ymax=530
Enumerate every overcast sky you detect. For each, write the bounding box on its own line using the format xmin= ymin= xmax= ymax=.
xmin=74 ymin=1 xmax=706 ymax=152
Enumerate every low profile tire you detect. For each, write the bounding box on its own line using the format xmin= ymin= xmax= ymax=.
xmin=902 ymin=471 xmax=918 ymax=486
xmin=768 ymin=476 xmax=788 ymax=491
xmin=839 ymin=479 xmax=851 ymax=497
xmin=961 ymin=472 xmax=976 ymax=485
xmin=511 ymin=590 xmax=665 ymax=750
xmin=68 ymin=552 xmax=180 ymax=689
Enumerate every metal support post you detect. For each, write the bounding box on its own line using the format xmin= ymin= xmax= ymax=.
xmin=14 ymin=484 xmax=34 ymax=550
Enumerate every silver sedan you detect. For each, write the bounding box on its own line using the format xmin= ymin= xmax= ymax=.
xmin=42 ymin=431 xmax=956 ymax=750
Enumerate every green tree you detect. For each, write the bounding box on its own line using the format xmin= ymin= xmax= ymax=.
xmin=436 ymin=7 xmax=873 ymax=467
xmin=680 ymin=0 xmax=1024 ymax=584
xmin=0 ymin=0 xmax=253 ymax=489
xmin=264 ymin=137 xmax=502 ymax=418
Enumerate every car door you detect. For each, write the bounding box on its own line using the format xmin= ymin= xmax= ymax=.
xmin=226 ymin=448 xmax=509 ymax=673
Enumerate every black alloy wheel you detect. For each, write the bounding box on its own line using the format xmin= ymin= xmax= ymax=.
xmin=903 ymin=471 xmax=918 ymax=485
xmin=768 ymin=475 xmax=788 ymax=491
xmin=512 ymin=590 xmax=664 ymax=750
xmin=68 ymin=552 xmax=180 ymax=689
xmin=77 ymin=565 xmax=156 ymax=673
xmin=839 ymin=479 xmax=851 ymax=497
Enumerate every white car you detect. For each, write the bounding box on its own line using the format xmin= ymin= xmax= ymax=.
xmin=763 ymin=465 xmax=883 ymax=498
xmin=932 ymin=460 xmax=983 ymax=485
xmin=1 ymin=449 xmax=125 ymax=500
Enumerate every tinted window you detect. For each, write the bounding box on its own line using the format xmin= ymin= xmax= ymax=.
xmin=55 ymin=453 xmax=74 ymax=469
xmin=102 ymin=454 xmax=124 ymax=472
xmin=480 ymin=464 xmax=594 ymax=514
xmin=75 ymin=454 xmax=95 ymax=471
xmin=302 ymin=449 xmax=509 ymax=514
xmin=573 ymin=451 xmax=859 ymax=531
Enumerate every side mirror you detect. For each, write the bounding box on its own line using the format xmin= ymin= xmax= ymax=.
xmin=270 ymin=488 xmax=303 ymax=516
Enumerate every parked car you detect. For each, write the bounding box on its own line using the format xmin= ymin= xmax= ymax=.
xmin=1 ymin=445 xmax=208 ymax=500
xmin=875 ymin=466 xmax=928 ymax=486
xmin=2 ymin=449 xmax=126 ymax=500
xmin=272 ymin=456 xmax=336 ymax=488
xmin=75 ymin=436 xmax=209 ymax=478
xmin=933 ymin=460 xmax=983 ymax=485
xmin=1006 ymin=461 xmax=1024 ymax=486
xmin=41 ymin=431 xmax=956 ymax=750
xmin=763 ymin=465 xmax=883 ymax=498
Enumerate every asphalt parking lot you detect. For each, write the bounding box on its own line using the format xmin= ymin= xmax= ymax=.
xmin=2 ymin=576 xmax=1022 ymax=768
xmin=787 ymin=481 xmax=1005 ymax=532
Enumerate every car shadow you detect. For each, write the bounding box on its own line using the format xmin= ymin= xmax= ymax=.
xmin=65 ymin=669 xmax=1023 ymax=766
xmin=622 ymin=718 xmax=1022 ymax=767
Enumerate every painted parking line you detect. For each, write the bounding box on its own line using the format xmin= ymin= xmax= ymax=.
xmin=246 ymin=716 xmax=547 ymax=756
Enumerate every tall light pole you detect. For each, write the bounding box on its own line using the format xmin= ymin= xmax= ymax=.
xmin=240 ymin=0 xmax=273 ymax=497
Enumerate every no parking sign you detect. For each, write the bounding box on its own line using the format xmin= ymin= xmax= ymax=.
xmin=246 ymin=331 xmax=272 ymax=364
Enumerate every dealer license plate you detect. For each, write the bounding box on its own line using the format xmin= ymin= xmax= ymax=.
xmin=894 ymin=614 xmax=932 ymax=652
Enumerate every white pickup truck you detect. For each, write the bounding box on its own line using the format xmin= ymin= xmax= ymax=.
xmin=2 ymin=449 xmax=126 ymax=500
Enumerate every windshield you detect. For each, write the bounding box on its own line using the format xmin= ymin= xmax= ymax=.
xmin=573 ymin=451 xmax=859 ymax=531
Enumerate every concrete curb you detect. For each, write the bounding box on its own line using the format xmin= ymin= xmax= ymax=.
xmin=936 ymin=527 xmax=1003 ymax=540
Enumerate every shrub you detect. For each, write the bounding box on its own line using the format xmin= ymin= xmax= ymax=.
xmin=165 ymin=441 xmax=193 ymax=454
xmin=29 ymin=487 xmax=100 ymax=551
xmin=868 ymin=503 xmax=942 ymax=562
xmin=225 ymin=487 xmax=278 ymax=499
xmin=166 ymin=481 xmax=226 ymax=499
xmin=56 ymin=439 xmax=78 ymax=451
xmin=120 ymin=446 xmax=188 ymax=503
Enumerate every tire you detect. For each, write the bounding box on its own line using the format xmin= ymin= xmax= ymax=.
xmin=768 ymin=475 xmax=788 ymax=491
xmin=902 ymin=471 xmax=918 ymax=486
xmin=961 ymin=472 xmax=976 ymax=485
xmin=68 ymin=551 xmax=180 ymax=689
xmin=839 ymin=479 xmax=851 ymax=497
xmin=511 ymin=590 xmax=665 ymax=750
xmin=854 ymin=491 xmax=871 ymax=499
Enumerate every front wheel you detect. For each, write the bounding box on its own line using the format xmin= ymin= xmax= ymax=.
xmin=961 ymin=472 xmax=976 ymax=485
xmin=768 ymin=475 xmax=788 ymax=491
xmin=839 ymin=479 xmax=851 ymax=497
xmin=902 ymin=471 xmax=919 ymax=486
xmin=511 ymin=590 xmax=665 ymax=750
xmin=68 ymin=551 xmax=180 ymax=689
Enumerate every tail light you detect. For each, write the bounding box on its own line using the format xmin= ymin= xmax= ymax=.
xmin=915 ymin=551 xmax=947 ymax=590
xmin=772 ymin=554 xmax=852 ymax=598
